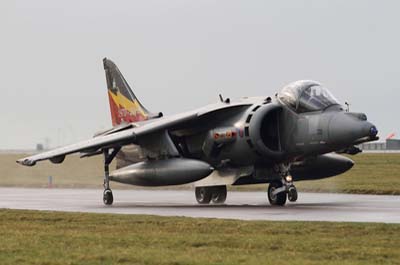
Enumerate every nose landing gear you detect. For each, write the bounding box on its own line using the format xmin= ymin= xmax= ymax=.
xmin=267 ymin=163 xmax=298 ymax=206
xmin=288 ymin=186 xmax=298 ymax=202
xmin=267 ymin=181 xmax=287 ymax=206
xmin=267 ymin=180 xmax=298 ymax=206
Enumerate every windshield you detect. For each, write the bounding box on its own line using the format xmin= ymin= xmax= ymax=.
xmin=278 ymin=80 xmax=340 ymax=113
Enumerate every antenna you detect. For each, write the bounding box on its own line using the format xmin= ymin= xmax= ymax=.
xmin=345 ymin=102 xmax=350 ymax=112
xmin=219 ymin=94 xmax=230 ymax=104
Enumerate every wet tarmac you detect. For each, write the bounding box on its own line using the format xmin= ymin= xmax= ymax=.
xmin=1 ymin=188 xmax=399 ymax=223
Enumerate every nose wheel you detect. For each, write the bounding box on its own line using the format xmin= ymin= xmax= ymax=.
xmin=268 ymin=181 xmax=287 ymax=206
xmin=267 ymin=181 xmax=298 ymax=206
xmin=268 ymin=163 xmax=298 ymax=206
xmin=288 ymin=186 xmax=298 ymax=202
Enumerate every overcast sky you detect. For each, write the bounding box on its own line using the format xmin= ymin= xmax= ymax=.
xmin=1 ymin=0 xmax=399 ymax=149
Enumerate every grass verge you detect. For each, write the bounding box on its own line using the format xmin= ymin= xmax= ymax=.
xmin=2 ymin=153 xmax=400 ymax=194
xmin=0 ymin=209 xmax=400 ymax=265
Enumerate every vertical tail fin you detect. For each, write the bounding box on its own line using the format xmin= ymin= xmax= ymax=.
xmin=103 ymin=58 xmax=150 ymax=126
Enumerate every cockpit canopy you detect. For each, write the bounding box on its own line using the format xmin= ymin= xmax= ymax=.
xmin=278 ymin=80 xmax=340 ymax=113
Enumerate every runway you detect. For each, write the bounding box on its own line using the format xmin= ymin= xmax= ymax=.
xmin=1 ymin=187 xmax=400 ymax=223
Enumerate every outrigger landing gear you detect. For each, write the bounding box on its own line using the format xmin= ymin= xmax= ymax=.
xmin=103 ymin=189 xmax=113 ymax=205
xmin=102 ymin=147 xmax=121 ymax=206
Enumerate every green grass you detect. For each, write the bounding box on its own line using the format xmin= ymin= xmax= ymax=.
xmin=2 ymin=153 xmax=400 ymax=194
xmin=0 ymin=209 xmax=400 ymax=265
xmin=234 ymin=153 xmax=400 ymax=195
xmin=1 ymin=153 xmax=123 ymax=189
xmin=296 ymin=153 xmax=400 ymax=195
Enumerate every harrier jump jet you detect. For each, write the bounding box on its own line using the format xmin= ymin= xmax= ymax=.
xmin=18 ymin=59 xmax=379 ymax=206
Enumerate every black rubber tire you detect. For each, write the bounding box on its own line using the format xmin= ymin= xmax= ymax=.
xmin=195 ymin=187 xmax=212 ymax=204
xmin=288 ymin=186 xmax=298 ymax=202
xmin=268 ymin=181 xmax=287 ymax=206
xmin=103 ymin=189 xmax=114 ymax=205
xmin=211 ymin=186 xmax=227 ymax=204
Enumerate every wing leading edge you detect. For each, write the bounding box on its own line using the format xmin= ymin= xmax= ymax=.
xmin=17 ymin=111 xmax=198 ymax=166
xmin=17 ymin=128 xmax=137 ymax=166
xmin=17 ymin=101 xmax=251 ymax=167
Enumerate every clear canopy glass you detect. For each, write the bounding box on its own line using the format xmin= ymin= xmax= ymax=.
xmin=278 ymin=80 xmax=340 ymax=113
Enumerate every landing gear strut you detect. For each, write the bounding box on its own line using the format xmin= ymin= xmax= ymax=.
xmin=102 ymin=147 xmax=120 ymax=206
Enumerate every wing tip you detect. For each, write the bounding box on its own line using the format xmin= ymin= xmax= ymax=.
xmin=16 ymin=158 xmax=36 ymax=167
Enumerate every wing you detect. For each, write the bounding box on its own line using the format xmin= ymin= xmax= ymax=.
xmin=17 ymin=128 xmax=136 ymax=166
xmin=17 ymin=102 xmax=251 ymax=167
xmin=17 ymin=111 xmax=197 ymax=166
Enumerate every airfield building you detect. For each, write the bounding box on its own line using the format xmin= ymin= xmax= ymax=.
xmin=360 ymin=139 xmax=400 ymax=151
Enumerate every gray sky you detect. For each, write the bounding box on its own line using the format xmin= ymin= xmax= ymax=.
xmin=1 ymin=0 xmax=399 ymax=149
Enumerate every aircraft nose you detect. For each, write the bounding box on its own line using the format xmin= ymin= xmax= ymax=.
xmin=369 ymin=125 xmax=379 ymax=138
xmin=328 ymin=113 xmax=378 ymax=146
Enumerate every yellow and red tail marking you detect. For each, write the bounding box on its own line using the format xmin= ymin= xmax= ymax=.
xmin=108 ymin=90 xmax=148 ymax=126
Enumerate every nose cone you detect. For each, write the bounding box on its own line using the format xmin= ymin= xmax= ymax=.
xmin=329 ymin=112 xmax=378 ymax=147
xmin=369 ymin=125 xmax=379 ymax=138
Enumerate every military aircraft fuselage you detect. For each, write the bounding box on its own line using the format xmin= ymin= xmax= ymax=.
xmin=111 ymin=80 xmax=377 ymax=187
xmin=18 ymin=59 xmax=379 ymax=206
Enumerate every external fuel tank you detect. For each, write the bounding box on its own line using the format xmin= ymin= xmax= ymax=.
xmin=110 ymin=158 xmax=213 ymax=186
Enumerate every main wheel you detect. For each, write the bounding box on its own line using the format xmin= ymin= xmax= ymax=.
xmin=195 ymin=187 xmax=212 ymax=204
xmin=103 ymin=189 xmax=114 ymax=205
xmin=268 ymin=181 xmax=287 ymax=206
xmin=288 ymin=186 xmax=298 ymax=202
xmin=211 ymin=186 xmax=227 ymax=204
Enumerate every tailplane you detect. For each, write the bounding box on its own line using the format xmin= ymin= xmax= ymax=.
xmin=103 ymin=58 xmax=150 ymax=126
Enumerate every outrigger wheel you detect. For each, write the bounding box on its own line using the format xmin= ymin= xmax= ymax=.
xmin=102 ymin=147 xmax=120 ymax=206
xmin=103 ymin=189 xmax=114 ymax=205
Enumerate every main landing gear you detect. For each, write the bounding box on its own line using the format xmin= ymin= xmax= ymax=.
xmin=102 ymin=147 xmax=120 ymax=206
xmin=195 ymin=186 xmax=227 ymax=204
